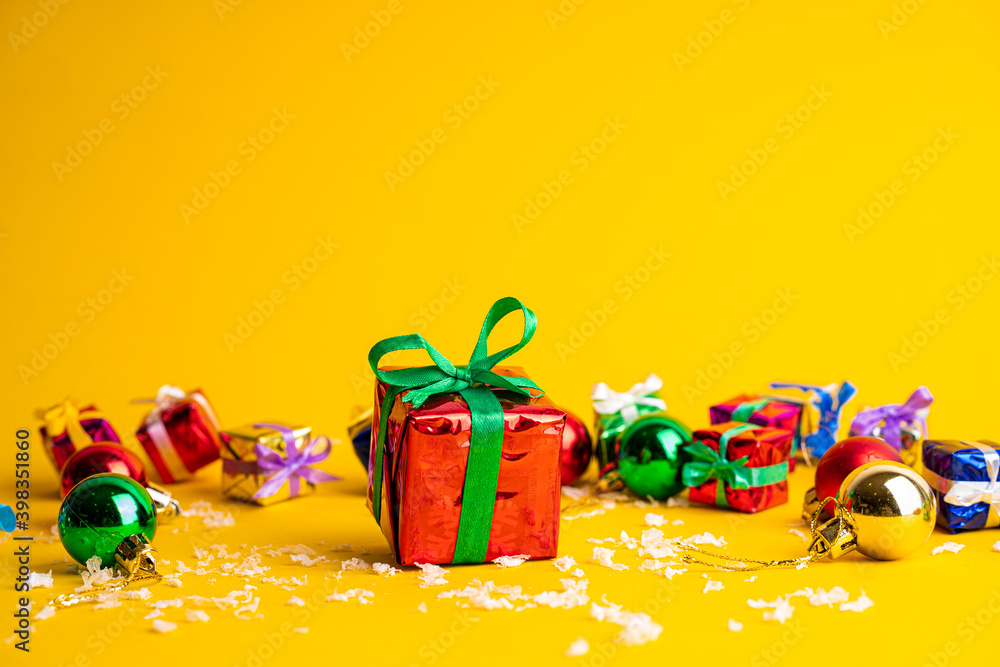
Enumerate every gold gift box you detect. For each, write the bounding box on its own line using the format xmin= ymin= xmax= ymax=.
xmin=220 ymin=422 xmax=311 ymax=506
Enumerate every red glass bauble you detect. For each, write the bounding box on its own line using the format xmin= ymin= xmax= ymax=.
xmin=815 ymin=436 xmax=902 ymax=514
xmin=60 ymin=442 xmax=148 ymax=497
xmin=560 ymin=410 xmax=593 ymax=486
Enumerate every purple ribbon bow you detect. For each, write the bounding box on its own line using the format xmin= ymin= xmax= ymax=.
xmin=849 ymin=386 xmax=934 ymax=451
xmin=251 ymin=423 xmax=341 ymax=499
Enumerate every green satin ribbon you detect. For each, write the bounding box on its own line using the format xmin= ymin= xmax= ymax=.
xmin=683 ymin=423 xmax=788 ymax=507
xmin=732 ymin=398 xmax=769 ymax=423
xmin=368 ymin=297 xmax=543 ymax=564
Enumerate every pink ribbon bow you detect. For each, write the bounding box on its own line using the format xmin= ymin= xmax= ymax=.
xmin=251 ymin=423 xmax=341 ymax=499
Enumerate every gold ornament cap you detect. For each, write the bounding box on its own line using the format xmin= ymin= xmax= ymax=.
xmin=115 ymin=533 xmax=158 ymax=577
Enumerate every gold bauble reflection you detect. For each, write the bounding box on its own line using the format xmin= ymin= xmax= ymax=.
xmin=837 ymin=461 xmax=936 ymax=560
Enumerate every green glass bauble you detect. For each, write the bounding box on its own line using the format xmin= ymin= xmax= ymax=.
xmin=617 ymin=413 xmax=693 ymax=499
xmin=58 ymin=473 xmax=157 ymax=568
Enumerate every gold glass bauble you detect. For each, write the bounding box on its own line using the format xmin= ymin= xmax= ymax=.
xmin=837 ymin=461 xmax=936 ymax=560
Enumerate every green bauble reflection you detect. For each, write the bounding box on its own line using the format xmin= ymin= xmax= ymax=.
xmin=58 ymin=473 xmax=157 ymax=568
xmin=617 ymin=413 xmax=693 ymax=499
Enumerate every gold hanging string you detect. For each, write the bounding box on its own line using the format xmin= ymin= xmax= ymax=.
xmin=675 ymin=497 xmax=845 ymax=572
xmin=51 ymin=570 xmax=163 ymax=608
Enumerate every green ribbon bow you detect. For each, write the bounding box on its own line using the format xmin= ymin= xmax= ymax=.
xmin=732 ymin=398 xmax=769 ymax=423
xmin=368 ymin=297 xmax=544 ymax=564
xmin=682 ymin=423 xmax=788 ymax=507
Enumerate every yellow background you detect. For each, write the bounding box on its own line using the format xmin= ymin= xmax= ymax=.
xmin=2 ymin=0 xmax=1000 ymax=664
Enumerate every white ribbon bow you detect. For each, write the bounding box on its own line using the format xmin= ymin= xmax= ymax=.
xmin=590 ymin=373 xmax=666 ymax=425
xmin=944 ymin=442 xmax=1000 ymax=509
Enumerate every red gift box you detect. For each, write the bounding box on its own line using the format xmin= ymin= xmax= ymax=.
xmin=709 ymin=394 xmax=802 ymax=470
xmin=368 ymin=366 xmax=565 ymax=566
xmin=686 ymin=421 xmax=793 ymax=513
xmin=38 ymin=399 xmax=121 ymax=470
xmin=136 ymin=387 xmax=223 ymax=483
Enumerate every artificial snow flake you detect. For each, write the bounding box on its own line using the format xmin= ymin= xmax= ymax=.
xmin=591 ymin=547 xmax=628 ymax=570
xmin=645 ymin=513 xmax=667 ymax=527
xmin=703 ymin=579 xmax=723 ymax=593
xmin=186 ymin=610 xmax=210 ymax=622
xmin=294 ymin=627 xmax=309 ymax=633
xmin=566 ymin=637 xmax=590 ymax=657
xmin=932 ymin=542 xmax=965 ymax=555
xmin=840 ymin=590 xmax=874 ymax=613
xmin=290 ymin=554 xmax=328 ymax=567
xmin=341 ymin=557 xmax=371 ymax=571
xmin=763 ymin=599 xmax=795 ymax=624
xmin=152 ymin=619 xmax=178 ymax=633
xmin=121 ymin=588 xmax=152 ymax=601
xmin=553 ymin=555 xmax=576 ymax=572
xmin=145 ymin=610 xmax=164 ymax=619
xmin=789 ymin=528 xmax=808 ymax=542
xmin=77 ymin=556 xmax=119 ymax=592
xmin=686 ymin=532 xmax=727 ymax=547
xmin=749 ymin=595 xmax=796 ymax=624
xmin=416 ymin=602 xmax=427 ymax=613
xmin=728 ymin=619 xmax=743 ymax=632
xmin=589 ymin=599 xmax=662 ymax=646
xmin=492 ymin=554 xmax=530 ymax=568
xmin=181 ymin=500 xmax=235 ymax=529
xmin=639 ymin=528 xmax=677 ymax=559
xmin=286 ymin=596 xmax=305 ymax=607
xmin=28 ymin=571 xmax=53 ymax=589
xmin=326 ymin=589 xmax=374 ymax=604
xmin=373 ymin=562 xmax=401 ymax=576
xmin=809 ymin=587 xmax=849 ymax=606
xmin=416 ymin=563 xmax=449 ymax=587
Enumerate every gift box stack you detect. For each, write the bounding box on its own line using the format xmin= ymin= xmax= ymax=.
xmin=39 ymin=385 xmax=339 ymax=508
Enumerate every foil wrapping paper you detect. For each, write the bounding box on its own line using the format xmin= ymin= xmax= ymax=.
xmin=39 ymin=400 xmax=120 ymax=471
xmin=922 ymin=439 xmax=1000 ymax=532
xmin=136 ymin=390 xmax=222 ymax=483
xmin=368 ymin=366 xmax=565 ymax=565
xmin=221 ymin=423 xmax=312 ymax=506
xmin=687 ymin=422 xmax=793 ymax=513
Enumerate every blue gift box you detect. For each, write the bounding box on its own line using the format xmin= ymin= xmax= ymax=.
xmin=922 ymin=439 xmax=1000 ymax=532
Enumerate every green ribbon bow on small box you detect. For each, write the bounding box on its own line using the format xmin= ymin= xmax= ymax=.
xmin=682 ymin=423 xmax=788 ymax=507
xmin=368 ymin=297 xmax=544 ymax=564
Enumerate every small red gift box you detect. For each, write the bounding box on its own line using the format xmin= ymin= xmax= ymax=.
xmin=685 ymin=422 xmax=793 ymax=513
xmin=709 ymin=394 xmax=802 ymax=470
xmin=38 ymin=399 xmax=121 ymax=470
xmin=136 ymin=386 xmax=223 ymax=483
xmin=369 ymin=366 xmax=565 ymax=566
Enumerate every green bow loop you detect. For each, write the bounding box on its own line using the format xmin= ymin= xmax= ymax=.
xmin=367 ymin=297 xmax=545 ymax=564
xmin=682 ymin=441 xmax=752 ymax=489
